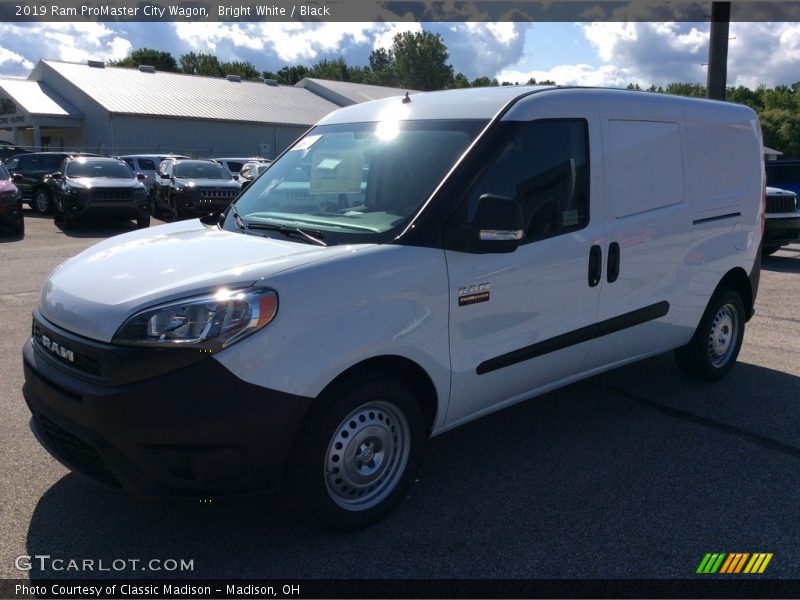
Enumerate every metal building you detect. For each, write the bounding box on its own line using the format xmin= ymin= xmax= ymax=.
xmin=0 ymin=60 xmax=408 ymax=158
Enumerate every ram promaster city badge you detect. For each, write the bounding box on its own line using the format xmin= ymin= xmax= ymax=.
xmin=22 ymin=86 xmax=765 ymax=529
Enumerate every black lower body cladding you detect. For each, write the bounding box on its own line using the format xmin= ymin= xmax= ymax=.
xmin=22 ymin=335 xmax=313 ymax=496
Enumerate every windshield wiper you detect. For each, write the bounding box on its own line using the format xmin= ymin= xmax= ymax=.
xmin=247 ymin=222 xmax=327 ymax=247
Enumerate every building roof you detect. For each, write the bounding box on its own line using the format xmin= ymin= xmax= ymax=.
xmin=295 ymin=78 xmax=415 ymax=107
xmin=33 ymin=60 xmax=341 ymax=126
xmin=0 ymin=77 xmax=80 ymax=116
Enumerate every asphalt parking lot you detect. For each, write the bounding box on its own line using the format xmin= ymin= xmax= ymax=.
xmin=1 ymin=210 xmax=799 ymax=582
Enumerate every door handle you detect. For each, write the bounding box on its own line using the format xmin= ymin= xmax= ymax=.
xmin=588 ymin=244 xmax=602 ymax=287
xmin=607 ymin=242 xmax=620 ymax=283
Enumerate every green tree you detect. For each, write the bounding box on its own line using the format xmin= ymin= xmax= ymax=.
xmin=449 ymin=72 xmax=471 ymax=89
xmin=391 ymin=31 xmax=454 ymax=91
xmin=664 ymin=82 xmax=706 ymax=98
xmin=109 ymin=48 xmax=178 ymax=72
xmin=367 ymin=48 xmax=398 ymax=87
xmin=308 ymin=58 xmax=351 ymax=82
xmin=179 ymin=52 xmax=224 ymax=76
xmin=760 ymin=108 xmax=800 ymax=158
xmin=470 ymin=76 xmax=498 ymax=88
xmin=221 ymin=60 xmax=260 ymax=80
xmin=264 ymin=65 xmax=309 ymax=85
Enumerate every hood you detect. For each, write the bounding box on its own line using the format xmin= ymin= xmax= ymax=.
xmin=766 ymin=186 xmax=796 ymax=196
xmin=67 ymin=177 xmax=144 ymax=190
xmin=40 ymin=219 xmax=364 ymax=342
xmin=0 ymin=180 xmax=17 ymax=195
xmin=176 ymin=178 xmax=240 ymax=188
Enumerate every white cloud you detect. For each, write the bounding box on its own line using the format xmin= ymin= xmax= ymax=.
xmin=0 ymin=23 xmax=132 ymax=74
xmin=0 ymin=46 xmax=34 ymax=73
xmin=727 ymin=22 xmax=800 ymax=88
xmin=497 ymin=64 xmax=629 ymax=87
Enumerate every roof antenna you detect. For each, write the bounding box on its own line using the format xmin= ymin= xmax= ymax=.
xmin=402 ymin=92 xmax=411 ymax=104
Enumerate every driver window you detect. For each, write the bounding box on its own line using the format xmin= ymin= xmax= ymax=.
xmin=466 ymin=119 xmax=590 ymax=242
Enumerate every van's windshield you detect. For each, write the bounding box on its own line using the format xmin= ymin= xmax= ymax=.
xmin=224 ymin=120 xmax=486 ymax=244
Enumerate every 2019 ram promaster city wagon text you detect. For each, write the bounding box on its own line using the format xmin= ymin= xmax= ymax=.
xmin=22 ymin=86 xmax=765 ymax=529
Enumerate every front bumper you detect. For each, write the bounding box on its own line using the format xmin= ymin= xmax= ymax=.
xmin=764 ymin=214 xmax=800 ymax=248
xmin=22 ymin=323 xmax=313 ymax=497
xmin=62 ymin=195 xmax=149 ymax=219
xmin=0 ymin=200 xmax=23 ymax=227
xmin=176 ymin=190 xmax=238 ymax=216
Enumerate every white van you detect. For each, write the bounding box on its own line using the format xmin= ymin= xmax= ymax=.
xmin=22 ymin=86 xmax=764 ymax=529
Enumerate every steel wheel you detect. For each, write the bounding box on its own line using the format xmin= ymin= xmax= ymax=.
xmin=707 ymin=303 xmax=739 ymax=368
xmin=290 ymin=375 xmax=426 ymax=530
xmin=324 ymin=401 xmax=411 ymax=512
xmin=674 ymin=287 xmax=745 ymax=381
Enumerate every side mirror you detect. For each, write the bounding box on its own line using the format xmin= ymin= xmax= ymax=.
xmin=50 ymin=172 xmax=63 ymax=180
xmin=160 ymin=173 xmax=170 ymax=179
xmin=12 ymin=173 xmax=23 ymax=184
xmin=473 ymin=193 xmax=524 ymax=253
xmin=136 ymin=173 xmax=146 ymax=181
xmin=232 ymin=175 xmax=239 ymax=181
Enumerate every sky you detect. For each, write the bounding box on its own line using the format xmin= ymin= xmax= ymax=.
xmin=0 ymin=21 xmax=799 ymax=89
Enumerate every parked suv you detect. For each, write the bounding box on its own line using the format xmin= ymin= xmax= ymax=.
xmin=763 ymin=186 xmax=800 ymax=255
xmin=4 ymin=152 xmax=96 ymax=214
xmin=152 ymin=158 xmax=241 ymax=220
xmin=116 ymin=154 xmax=190 ymax=196
xmin=51 ymin=156 xmax=150 ymax=230
xmin=765 ymin=160 xmax=800 ymax=196
xmin=213 ymin=157 xmax=268 ymax=178
xmin=0 ymin=163 xmax=24 ymax=235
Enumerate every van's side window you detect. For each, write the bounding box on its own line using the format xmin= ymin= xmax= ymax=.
xmin=466 ymin=119 xmax=590 ymax=242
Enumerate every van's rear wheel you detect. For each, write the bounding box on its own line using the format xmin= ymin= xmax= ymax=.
xmin=290 ymin=376 xmax=426 ymax=530
xmin=674 ymin=288 xmax=745 ymax=381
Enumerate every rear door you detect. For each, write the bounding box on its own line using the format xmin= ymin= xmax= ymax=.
xmin=444 ymin=94 xmax=604 ymax=427
xmin=583 ymin=96 xmax=692 ymax=370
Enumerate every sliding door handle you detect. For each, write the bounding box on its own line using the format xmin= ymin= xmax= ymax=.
xmin=588 ymin=244 xmax=602 ymax=287
xmin=607 ymin=242 xmax=620 ymax=283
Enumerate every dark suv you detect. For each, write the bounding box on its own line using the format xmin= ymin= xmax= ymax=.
xmin=152 ymin=158 xmax=241 ymax=220
xmin=4 ymin=152 xmax=96 ymax=214
xmin=51 ymin=157 xmax=150 ymax=230
xmin=765 ymin=160 xmax=800 ymax=196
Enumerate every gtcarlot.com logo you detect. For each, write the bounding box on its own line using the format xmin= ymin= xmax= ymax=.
xmin=15 ymin=555 xmax=194 ymax=573
xmin=696 ymin=552 xmax=773 ymax=574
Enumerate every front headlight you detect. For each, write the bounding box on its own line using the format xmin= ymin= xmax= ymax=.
xmin=113 ymin=288 xmax=277 ymax=351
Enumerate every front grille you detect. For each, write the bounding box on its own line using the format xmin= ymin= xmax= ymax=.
xmin=200 ymin=189 xmax=238 ymax=200
xmin=32 ymin=320 xmax=103 ymax=377
xmin=767 ymin=194 xmax=798 ymax=213
xmin=90 ymin=189 xmax=134 ymax=202
xmin=35 ymin=414 xmax=121 ymax=487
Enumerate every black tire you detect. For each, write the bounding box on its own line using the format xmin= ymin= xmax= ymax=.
xmin=32 ymin=187 xmax=53 ymax=214
xmin=53 ymin=198 xmax=63 ymax=224
xmin=61 ymin=209 xmax=73 ymax=231
xmin=168 ymin=194 xmax=180 ymax=221
xmin=288 ymin=374 xmax=427 ymax=531
xmin=674 ymin=287 xmax=745 ymax=381
xmin=762 ymin=246 xmax=780 ymax=256
xmin=13 ymin=218 xmax=24 ymax=236
xmin=136 ymin=213 xmax=151 ymax=229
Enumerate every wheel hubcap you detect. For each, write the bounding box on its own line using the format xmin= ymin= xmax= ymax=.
xmin=35 ymin=193 xmax=49 ymax=212
xmin=707 ymin=303 xmax=739 ymax=368
xmin=324 ymin=401 xmax=410 ymax=511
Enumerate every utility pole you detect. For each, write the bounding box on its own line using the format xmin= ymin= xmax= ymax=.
xmin=706 ymin=1 xmax=731 ymax=100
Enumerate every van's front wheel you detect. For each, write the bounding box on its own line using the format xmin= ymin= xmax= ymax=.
xmin=674 ymin=288 xmax=745 ymax=381
xmin=290 ymin=376 xmax=426 ymax=530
